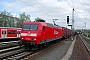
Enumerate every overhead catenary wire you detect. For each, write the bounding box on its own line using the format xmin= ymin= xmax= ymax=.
xmin=19 ymin=0 xmax=54 ymax=18
xmin=34 ymin=0 xmax=73 ymax=21
xmin=34 ymin=0 xmax=54 ymax=13
xmin=19 ymin=0 xmax=70 ymax=23
xmin=74 ymin=10 xmax=90 ymax=21
xmin=71 ymin=0 xmax=90 ymax=22
xmin=74 ymin=9 xmax=90 ymax=30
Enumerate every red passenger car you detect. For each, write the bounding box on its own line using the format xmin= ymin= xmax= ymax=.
xmin=0 ymin=27 xmax=22 ymax=39
xmin=20 ymin=22 xmax=63 ymax=46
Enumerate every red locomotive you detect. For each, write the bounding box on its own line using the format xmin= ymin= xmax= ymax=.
xmin=0 ymin=27 xmax=22 ymax=39
xmin=20 ymin=21 xmax=71 ymax=49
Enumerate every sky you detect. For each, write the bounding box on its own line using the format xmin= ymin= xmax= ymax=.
xmin=0 ymin=0 xmax=90 ymax=29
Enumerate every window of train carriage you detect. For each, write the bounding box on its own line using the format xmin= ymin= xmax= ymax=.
xmin=2 ymin=30 xmax=6 ymax=34
xmin=13 ymin=31 xmax=16 ymax=34
xmin=8 ymin=30 xmax=12 ymax=34
xmin=23 ymin=24 xmax=38 ymax=30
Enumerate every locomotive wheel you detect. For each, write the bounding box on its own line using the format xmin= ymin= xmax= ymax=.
xmin=38 ymin=44 xmax=43 ymax=50
xmin=56 ymin=39 xmax=59 ymax=42
xmin=19 ymin=41 xmax=23 ymax=48
xmin=24 ymin=44 xmax=32 ymax=50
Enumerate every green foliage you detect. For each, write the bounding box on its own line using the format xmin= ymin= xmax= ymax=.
xmin=83 ymin=33 xmax=87 ymax=37
xmin=88 ymin=34 xmax=90 ymax=38
xmin=87 ymin=30 xmax=90 ymax=38
xmin=18 ymin=12 xmax=31 ymax=27
xmin=82 ymin=30 xmax=90 ymax=38
xmin=0 ymin=11 xmax=13 ymax=27
xmin=0 ymin=11 xmax=31 ymax=28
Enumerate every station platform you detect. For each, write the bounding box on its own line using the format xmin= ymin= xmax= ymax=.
xmin=36 ymin=37 xmax=75 ymax=60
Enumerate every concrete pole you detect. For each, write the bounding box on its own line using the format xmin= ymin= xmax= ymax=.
xmin=72 ymin=8 xmax=75 ymax=40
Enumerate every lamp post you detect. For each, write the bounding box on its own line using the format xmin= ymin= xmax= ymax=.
xmin=84 ymin=22 xmax=87 ymax=36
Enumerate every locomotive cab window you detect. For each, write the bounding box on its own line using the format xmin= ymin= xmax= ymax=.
xmin=23 ymin=24 xmax=30 ymax=30
xmin=23 ymin=24 xmax=38 ymax=30
xmin=30 ymin=24 xmax=38 ymax=30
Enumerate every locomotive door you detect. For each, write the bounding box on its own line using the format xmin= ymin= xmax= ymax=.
xmin=1 ymin=29 xmax=7 ymax=38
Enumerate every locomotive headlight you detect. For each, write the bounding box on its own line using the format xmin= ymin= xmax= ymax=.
xmin=32 ymin=38 xmax=36 ymax=40
xmin=22 ymin=38 xmax=24 ymax=39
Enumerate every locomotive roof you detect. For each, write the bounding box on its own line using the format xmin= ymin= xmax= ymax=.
xmin=24 ymin=22 xmax=47 ymax=26
xmin=24 ymin=22 xmax=61 ymax=28
xmin=46 ymin=23 xmax=61 ymax=28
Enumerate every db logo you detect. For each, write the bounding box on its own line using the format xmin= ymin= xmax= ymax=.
xmin=54 ymin=30 xmax=58 ymax=34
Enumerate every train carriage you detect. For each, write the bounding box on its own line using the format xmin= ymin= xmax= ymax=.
xmin=0 ymin=27 xmax=22 ymax=39
xmin=61 ymin=27 xmax=71 ymax=38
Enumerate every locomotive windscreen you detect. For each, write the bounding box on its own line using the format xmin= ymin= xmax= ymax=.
xmin=23 ymin=24 xmax=38 ymax=30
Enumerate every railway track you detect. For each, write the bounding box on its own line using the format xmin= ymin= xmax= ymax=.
xmin=0 ymin=46 xmax=26 ymax=59
xmin=81 ymin=35 xmax=90 ymax=44
xmin=0 ymin=44 xmax=49 ymax=60
xmin=0 ymin=38 xmax=68 ymax=60
xmin=0 ymin=41 xmax=19 ymax=50
xmin=0 ymin=44 xmax=42 ymax=60
xmin=79 ymin=34 xmax=90 ymax=53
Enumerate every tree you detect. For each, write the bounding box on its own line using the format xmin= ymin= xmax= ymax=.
xmin=0 ymin=11 xmax=31 ymax=27
xmin=17 ymin=12 xmax=31 ymax=27
xmin=0 ymin=11 xmax=12 ymax=27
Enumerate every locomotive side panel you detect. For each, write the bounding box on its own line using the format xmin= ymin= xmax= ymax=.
xmin=40 ymin=26 xmax=63 ymax=43
xmin=41 ymin=26 xmax=54 ymax=42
